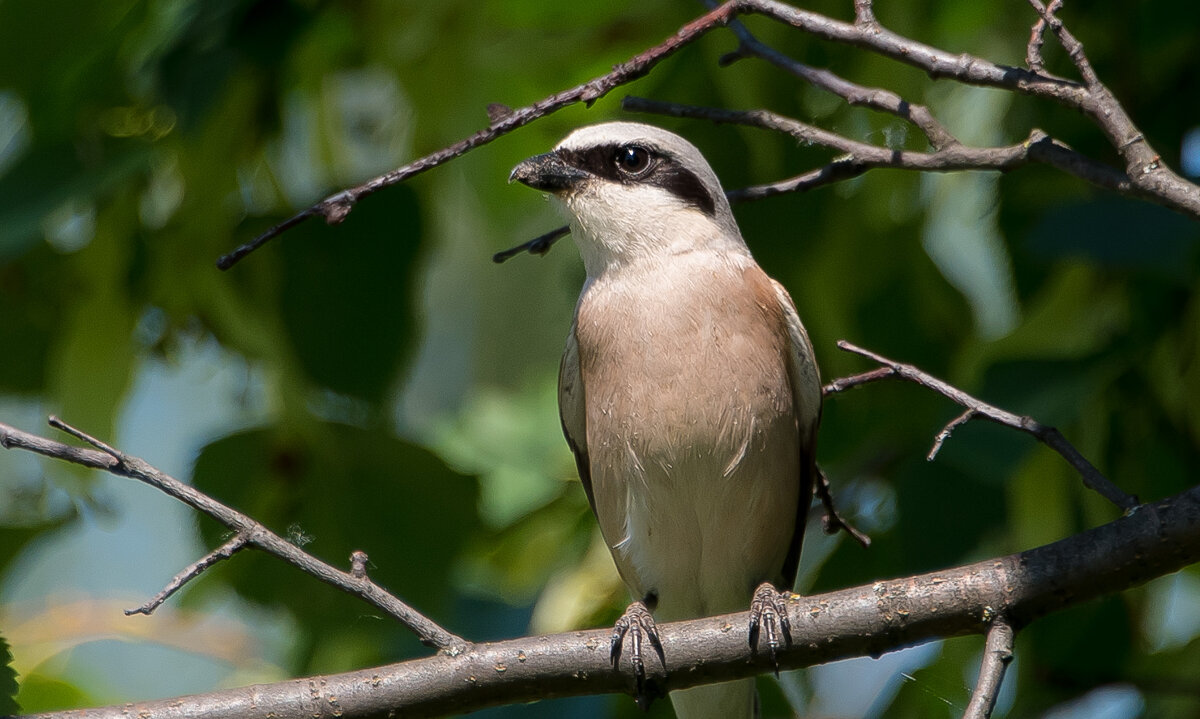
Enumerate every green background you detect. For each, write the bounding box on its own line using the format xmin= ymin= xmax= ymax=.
xmin=0 ymin=0 xmax=1197 ymax=717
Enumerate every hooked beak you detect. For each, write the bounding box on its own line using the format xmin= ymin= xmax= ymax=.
xmin=509 ymin=151 xmax=588 ymax=192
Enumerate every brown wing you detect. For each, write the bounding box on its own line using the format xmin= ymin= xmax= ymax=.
xmin=768 ymin=278 xmax=822 ymax=589
xmin=558 ymin=323 xmax=597 ymax=514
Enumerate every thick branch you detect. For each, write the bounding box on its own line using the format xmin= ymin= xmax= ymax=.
xmin=0 ymin=419 xmax=466 ymax=653
xmin=26 ymin=483 xmax=1200 ymax=719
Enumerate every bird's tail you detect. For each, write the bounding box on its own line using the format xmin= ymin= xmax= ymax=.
xmin=669 ymin=677 xmax=757 ymax=719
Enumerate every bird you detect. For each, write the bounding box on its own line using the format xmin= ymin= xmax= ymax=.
xmin=510 ymin=121 xmax=821 ymax=719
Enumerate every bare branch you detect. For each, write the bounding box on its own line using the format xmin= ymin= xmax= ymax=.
xmin=1027 ymin=0 xmax=1099 ymax=89
xmin=829 ymin=341 xmax=1138 ymax=511
xmin=727 ymin=0 xmax=1198 ymax=216
xmin=1025 ymin=0 xmax=1062 ymax=72
xmin=715 ymin=6 xmax=957 ymax=149
xmin=823 ymin=366 xmax=897 ymax=395
xmin=0 ymin=419 xmax=468 ymax=652
xmin=216 ymin=1 xmax=750 ymax=269
xmin=229 ymin=0 xmax=1199 ymax=269
xmin=726 ymin=159 xmax=872 ymax=202
xmin=492 ymin=224 xmax=572 ymax=264
xmin=351 ymin=550 xmax=370 ymax=579
xmin=929 ymin=408 xmax=977 ymax=461
xmin=125 ymin=534 xmax=249 ymax=616
xmin=962 ymin=618 xmax=1016 ymax=719
xmin=853 ymin=0 xmax=876 ymax=27
xmin=814 ymin=467 xmax=871 ymax=548
xmin=24 ymin=483 xmax=1200 ymax=719
xmin=625 ymin=97 xmax=1143 ymax=202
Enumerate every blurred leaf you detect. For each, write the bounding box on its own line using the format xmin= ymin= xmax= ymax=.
xmin=279 ymin=186 xmax=422 ymax=402
xmin=13 ymin=672 xmax=91 ymax=715
xmin=1024 ymin=198 xmax=1200 ymax=279
xmin=459 ymin=492 xmax=593 ymax=607
xmin=0 ymin=140 xmax=151 ymax=260
xmin=0 ymin=246 xmax=67 ymax=393
xmin=1026 ymin=596 xmax=1134 ymax=698
xmin=0 ymin=513 xmax=76 ymax=580
xmin=1009 ymin=449 xmax=1073 ymax=550
xmin=156 ymin=0 xmax=316 ymax=131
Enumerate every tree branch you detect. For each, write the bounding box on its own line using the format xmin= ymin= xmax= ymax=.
xmin=623 ymin=97 xmax=1142 ymax=200
xmin=226 ymin=0 xmax=1198 ymax=270
xmin=727 ymin=0 xmax=1198 ymax=216
xmin=814 ymin=467 xmax=871 ymax=548
xmin=216 ymin=1 xmax=750 ymax=270
xmin=23 ymin=483 xmax=1200 ymax=719
xmin=123 ymin=533 xmax=249 ymax=616
xmin=825 ymin=341 xmax=1138 ymax=511
xmin=962 ymin=618 xmax=1015 ymax=719
xmin=0 ymin=419 xmax=467 ymax=653
xmin=711 ymin=0 xmax=957 ymax=150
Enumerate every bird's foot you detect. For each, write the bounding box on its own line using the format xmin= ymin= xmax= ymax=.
xmin=610 ymin=600 xmax=665 ymax=709
xmin=748 ymin=581 xmax=793 ymax=675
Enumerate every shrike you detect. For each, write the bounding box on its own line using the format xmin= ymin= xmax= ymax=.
xmin=511 ymin=122 xmax=821 ymax=719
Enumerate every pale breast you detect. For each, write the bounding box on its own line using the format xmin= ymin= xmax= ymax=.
xmin=575 ymin=252 xmax=794 ymax=465
xmin=573 ymin=251 xmax=801 ymax=615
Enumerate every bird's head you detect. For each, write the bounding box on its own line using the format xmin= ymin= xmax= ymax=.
xmin=510 ymin=122 xmax=746 ymax=276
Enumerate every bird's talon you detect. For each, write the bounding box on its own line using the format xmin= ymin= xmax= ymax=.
xmin=609 ymin=600 xmax=663 ymax=707
xmin=749 ymin=582 xmax=793 ymax=675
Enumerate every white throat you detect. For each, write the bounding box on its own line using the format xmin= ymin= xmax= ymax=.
xmin=561 ymin=184 xmax=748 ymax=278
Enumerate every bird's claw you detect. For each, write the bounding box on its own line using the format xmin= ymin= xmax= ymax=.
xmin=748 ymin=582 xmax=792 ymax=675
xmin=611 ymin=600 xmax=664 ymax=709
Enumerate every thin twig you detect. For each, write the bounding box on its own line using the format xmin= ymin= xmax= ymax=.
xmin=726 ymin=159 xmax=872 ymax=203
xmin=853 ymin=0 xmax=876 ymax=26
xmin=929 ymin=408 xmax=977 ymax=461
xmin=1027 ymin=0 xmax=1099 ymax=89
xmin=1025 ymin=0 xmax=1061 ymax=72
xmin=0 ymin=419 xmax=468 ymax=652
xmin=351 ymin=550 xmax=370 ymax=579
xmin=962 ymin=618 xmax=1015 ymax=719
xmin=624 ymin=97 xmax=1136 ymax=198
xmin=823 ymin=366 xmax=896 ymax=395
xmin=49 ymin=415 xmax=122 ymax=458
xmin=125 ymin=534 xmax=250 ymax=616
xmin=493 ymin=224 xmax=572 ymax=263
xmin=713 ymin=5 xmax=956 ymax=149
xmin=814 ymin=468 xmax=871 ymax=548
xmin=831 ymin=340 xmax=1138 ymax=511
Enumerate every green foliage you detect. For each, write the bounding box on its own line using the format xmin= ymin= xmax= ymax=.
xmin=0 ymin=0 xmax=1197 ymax=717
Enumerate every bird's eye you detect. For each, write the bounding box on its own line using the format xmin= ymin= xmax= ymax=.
xmin=614 ymin=146 xmax=652 ymax=175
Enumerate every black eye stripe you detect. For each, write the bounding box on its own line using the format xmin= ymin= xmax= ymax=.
xmin=556 ymin=144 xmax=716 ymax=217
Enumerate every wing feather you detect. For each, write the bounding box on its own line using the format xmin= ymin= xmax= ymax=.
xmin=558 ymin=323 xmax=597 ymax=514
xmin=768 ymin=278 xmax=822 ymax=588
